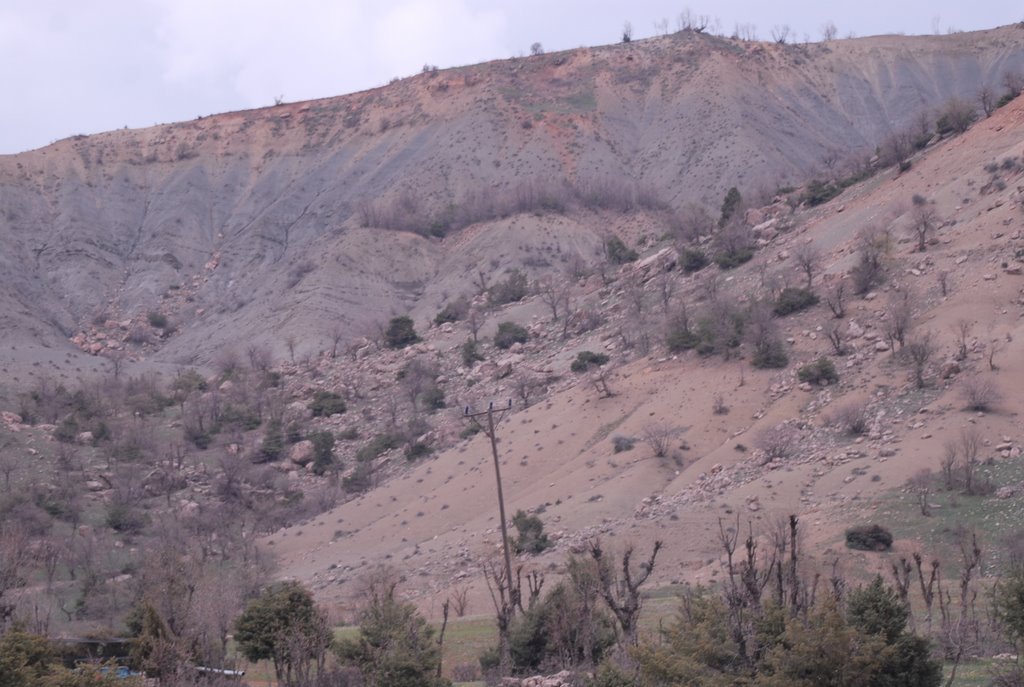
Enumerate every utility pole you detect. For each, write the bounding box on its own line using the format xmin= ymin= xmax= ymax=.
xmin=464 ymin=399 xmax=516 ymax=607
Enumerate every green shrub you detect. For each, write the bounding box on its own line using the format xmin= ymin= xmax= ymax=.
xmin=385 ymin=316 xmax=420 ymax=349
xmin=434 ymin=296 xmax=470 ymax=325
xmin=494 ymin=321 xmax=529 ymax=349
xmin=719 ymin=186 xmax=742 ymax=227
xmin=798 ymin=357 xmax=839 ymax=385
xmin=356 ymin=433 xmax=400 ymax=462
xmin=752 ymin=337 xmax=789 ymax=369
xmin=461 ymin=339 xmax=484 ymax=367
xmin=421 ymin=386 xmax=446 ymax=411
xmin=308 ymin=390 xmax=347 ymax=417
xmin=612 ymin=436 xmax=635 ymax=453
xmin=679 ymin=247 xmax=709 ymax=273
xmin=106 ymin=501 xmax=148 ymax=534
xmin=667 ymin=325 xmax=700 ymax=352
xmin=512 ymin=510 xmax=552 ymax=554
xmin=713 ymin=247 xmax=754 ymax=269
xmin=310 ymin=431 xmax=336 ymax=476
xmin=488 ymin=269 xmax=529 ymax=305
xmin=147 ymin=311 xmax=168 ymax=328
xmin=185 ymin=425 xmax=213 ymax=449
xmin=258 ymin=420 xmax=285 ymax=462
xmin=404 ymin=442 xmax=432 ymax=461
xmin=571 ymin=351 xmax=609 ymax=373
xmin=773 ymin=287 xmax=819 ymax=316
xmin=801 ymin=179 xmax=842 ymax=206
xmin=845 ymin=524 xmax=893 ymax=551
xmin=605 ymin=236 xmax=638 ymax=264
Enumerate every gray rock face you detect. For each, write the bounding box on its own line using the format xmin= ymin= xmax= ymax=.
xmin=1 ymin=27 xmax=1022 ymax=378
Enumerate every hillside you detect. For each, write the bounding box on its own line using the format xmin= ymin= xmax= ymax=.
xmin=264 ymin=93 xmax=1024 ymax=617
xmin=1 ymin=26 xmax=1023 ymax=401
xmin=1 ymin=26 xmax=1024 ymax=680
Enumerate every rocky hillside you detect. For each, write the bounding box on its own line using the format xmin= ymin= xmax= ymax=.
xmin=1 ymin=26 xmax=1023 ymax=398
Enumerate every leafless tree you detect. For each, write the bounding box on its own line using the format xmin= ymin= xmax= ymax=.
xmin=833 ymin=402 xmax=870 ymax=436
xmin=905 ymin=332 xmax=935 ymax=388
xmin=823 ymin=277 xmax=847 ymax=318
xmin=757 ymin=424 xmax=798 ymax=461
xmin=1003 ymin=69 xmax=1024 ymax=97
xmin=640 ymin=423 xmax=679 ymax=459
xmin=450 ymin=585 xmax=470 ymax=617
xmin=978 ymin=85 xmax=997 ymax=118
xmin=958 ymin=428 xmax=982 ymax=496
xmin=937 ymin=270 xmax=950 ymax=297
xmin=589 ymin=539 xmax=662 ymax=647
xmin=960 ymin=375 xmax=1001 ymax=412
xmin=771 ymin=25 xmax=791 ymax=44
xmin=793 ymin=244 xmax=821 ymax=289
xmin=329 ymin=325 xmax=344 ymax=359
xmin=825 ymin=320 xmax=846 ymax=355
xmin=851 ymin=225 xmax=890 ymax=294
xmin=676 ymin=8 xmax=710 ymax=33
xmin=884 ymin=291 xmax=913 ymax=352
xmin=285 ymin=335 xmax=297 ymax=363
xmin=466 ymin=307 xmax=485 ymax=344
xmin=908 ymin=469 xmax=934 ymax=516
xmin=654 ymin=269 xmax=677 ymax=315
xmin=537 ymin=275 xmax=571 ymax=323
xmin=712 ymin=393 xmax=729 ymax=415
xmin=953 ymin=319 xmax=972 ymax=361
xmin=246 ymin=343 xmax=273 ymax=372
xmin=511 ymin=371 xmax=545 ymax=408
xmin=909 ymin=196 xmax=939 ymax=251
xmin=820 ymin=21 xmax=838 ymax=41
xmin=986 ymin=334 xmax=1003 ymax=371
xmin=671 ymin=202 xmax=714 ymax=244
xmin=482 ymin=559 xmax=518 ymax=675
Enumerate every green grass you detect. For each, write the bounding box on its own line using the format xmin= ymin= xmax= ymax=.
xmin=836 ymin=455 xmax=1024 ymax=577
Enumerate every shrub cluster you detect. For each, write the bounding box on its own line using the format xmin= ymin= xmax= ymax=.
xmin=797 ymin=357 xmax=838 ymax=385
xmin=571 ymin=351 xmax=609 ymax=373
xmin=773 ymin=287 xmax=819 ymax=316
xmin=308 ymin=390 xmax=347 ymax=417
xmin=494 ymin=322 xmax=529 ymax=349
xmin=845 ymin=524 xmax=893 ymax=551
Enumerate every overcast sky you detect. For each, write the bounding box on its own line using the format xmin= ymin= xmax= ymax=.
xmin=0 ymin=1 xmax=1020 ymax=155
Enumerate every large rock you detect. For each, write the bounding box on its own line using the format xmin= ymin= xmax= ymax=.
xmin=289 ymin=440 xmax=315 ymax=466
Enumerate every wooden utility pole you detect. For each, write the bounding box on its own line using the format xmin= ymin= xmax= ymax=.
xmin=464 ymin=400 xmax=516 ymax=607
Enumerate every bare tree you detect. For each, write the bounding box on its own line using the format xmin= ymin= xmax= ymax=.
xmin=953 ymin=319 xmax=972 ymax=361
xmin=825 ymin=320 xmax=846 ymax=355
xmin=1003 ymin=69 xmax=1024 ymax=97
xmin=823 ymin=277 xmax=847 ymax=318
xmin=622 ymin=21 xmax=633 ymax=43
xmin=908 ymin=469 xmax=934 ymax=516
xmin=959 ymin=428 xmax=982 ymax=496
xmin=329 ymin=325 xmax=344 ymax=359
xmin=537 ymin=275 xmax=571 ymax=323
xmin=960 ymin=375 xmax=1001 ymax=412
xmin=820 ymin=21 xmax=838 ymax=41
xmin=905 ymin=332 xmax=935 ymax=388
xmin=793 ymin=244 xmax=821 ymax=289
xmin=285 ymin=335 xmax=297 ymax=363
xmin=909 ymin=196 xmax=939 ymax=251
xmin=466 ymin=307 xmax=485 ymax=344
xmin=771 ymin=25 xmax=791 ymax=44
xmin=640 ymin=423 xmax=679 ymax=459
xmin=589 ymin=539 xmax=663 ymax=647
xmin=511 ymin=371 xmax=545 ymax=408
xmin=884 ymin=291 xmax=913 ymax=352
xmin=246 ymin=343 xmax=273 ymax=372
xmin=978 ymin=85 xmax=997 ymax=118
xmin=654 ymin=268 xmax=677 ymax=315
xmin=937 ymin=270 xmax=950 ymax=297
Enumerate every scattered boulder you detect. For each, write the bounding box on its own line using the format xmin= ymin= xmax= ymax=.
xmin=289 ymin=440 xmax=315 ymax=466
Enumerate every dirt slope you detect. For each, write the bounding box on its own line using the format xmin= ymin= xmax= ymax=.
xmin=267 ymin=95 xmax=1024 ymax=617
